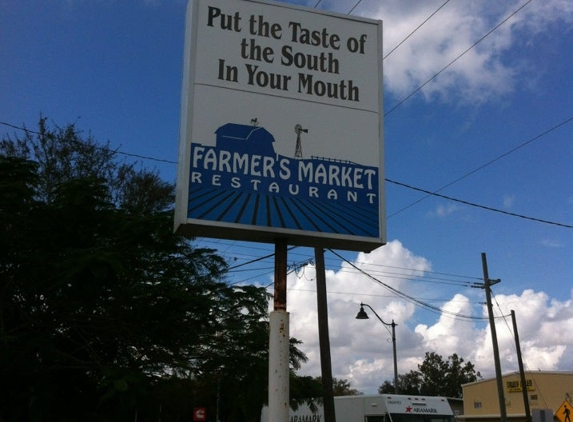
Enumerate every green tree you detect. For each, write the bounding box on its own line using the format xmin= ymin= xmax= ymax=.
xmin=0 ymin=118 xmax=314 ymax=421
xmin=378 ymin=371 xmax=422 ymax=395
xmin=313 ymin=377 xmax=362 ymax=396
xmin=378 ymin=352 xmax=481 ymax=398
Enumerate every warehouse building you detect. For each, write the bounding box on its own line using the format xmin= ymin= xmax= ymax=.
xmin=459 ymin=371 xmax=573 ymax=422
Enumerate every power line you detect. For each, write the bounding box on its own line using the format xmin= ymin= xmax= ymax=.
xmin=225 ymin=247 xmax=481 ymax=288
xmin=387 ymin=178 xmax=573 ymax=229
xmin=384 ymin=0 xmax=452 ymax=60
xmin=345 ymin=0 xmax=452 ymax=59
xmin=299 ymin=259 xmax=476 ymax=288
xmin=339 ymin=257 xmax=482 ymax=281
xmin=215 ymin=239 xmax=483 ymax=285
xmin=387 ymin=115 xmax=573 ymax=219
xmin=348 ymin=0 xmax=365 ymax=15
xmin=287 ymin=287 xmax=484 ymax=306
xmin=210 ymin=239 xmax=484 ymax=289
xmin=0 ymin=119 xmax=555 ymax=321
xmin=2 ymin=119 xmax=570 ymax=229
xmin=328 ymin=248 xmax=491 ymax=321
xmin=385 ymin=0 xmax=535 ymax=116
xmin=0 ymin=121 xmax=177 ymax=165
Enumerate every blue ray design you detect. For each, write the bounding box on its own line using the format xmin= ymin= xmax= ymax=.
xmin=188 ymin=122 xmax=380 ymax=238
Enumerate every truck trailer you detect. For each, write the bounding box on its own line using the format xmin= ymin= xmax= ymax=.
xmin=261 ymin=394 xmax=457 ymax=422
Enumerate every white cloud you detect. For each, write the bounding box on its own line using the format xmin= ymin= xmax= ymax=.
xmin=259 ymin=1 xmax=573 ymax=393
xmin=415 ymin=294 xmax=481 ymax=357
xmin=348 ymin=0 xmax=573 ymax=104
xmin=473 ymin=289 xmax=573 ymax=373
xmin=274 ymin=245 xmax=573 ymax=394
xmin=541 ymin=239 xmax=564 ymax=248
xmin=503 ymin=194 xmax=515 ymax=208
xmin=434 ymin=203 xmax=460 ymax=217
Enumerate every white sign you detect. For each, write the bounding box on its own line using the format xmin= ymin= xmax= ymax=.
xmin=175 ymin=0 xmax=384 ymax=251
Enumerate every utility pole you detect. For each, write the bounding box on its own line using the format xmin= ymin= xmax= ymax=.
xmin=480 ymin=253 xmax=508 ymax=422
xmin=315 ymin=247 xmax=336 ymax=422
xmin=511 ymin=310 xmax=532 ymax=422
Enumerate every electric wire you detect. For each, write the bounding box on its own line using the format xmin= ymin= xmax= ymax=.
xmin=2 ymin=1 xmax=568 ymax=383
xmin=490 ymin=291 xmax=549 ymax=407
xmin=328 ymin=248 xmax=492 ymax=321
xmin=250 ymin=260 xmax=475 ymax=287
xmin=0 ymin=121 xmax=177 ymax=165
xmin=227 ymin=246 xmax=297 ymax=272
xmin=301 ymin=248 xmax=462 ymax=280
xmin=385 ymin=0 xmax=535 ymax=117
xmin=228 ymin=254 xmax=479 ymax=287
xmin=2 ymin=118 xmax=568 ymax=285
xmin=387 ymin=178 xmax=573 ymax=229
xmin=287 ymin=287 xmax=482 ymax=305
xmin=219 ymin=240 xmax=482 ymax=286
xmin=0 ymin=125 xmax=540 ymax=323
xmin=384 ymin=0 xmax=452 ymax=60
xmin=342 ymin=0 xmax=452 ymax=59
xmin=335 ymin=266 xmax=478 ymax=288
xmin=318 ymin=0 xmax=567 ymax=227
xmin=2 ymin=120 xmax=569 ymax=230
xmin=224 ymin=247 xmax=480 ymax=288
xmin=335 ymin=258 xmax=482 ymax=281
xmin=0 ymin=1 xmax=560 ymax=235
xmin=348 ymin=0 xmax=365 ymax=15
xmin=387 ymin=115 xmax=573 ymax=219
xmin=221 ymin=244 xmax=486 ymax=319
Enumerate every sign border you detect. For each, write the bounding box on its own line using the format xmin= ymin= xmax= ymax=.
xmin=175 ymin=0 xmax=385 ymax=252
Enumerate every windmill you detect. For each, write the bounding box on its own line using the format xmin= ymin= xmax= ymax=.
xmin=294 ymin=124 xmax=308 ymax=159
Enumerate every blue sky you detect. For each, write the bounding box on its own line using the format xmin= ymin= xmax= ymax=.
xmin=1 ymin=0 xmax=572 ymax=394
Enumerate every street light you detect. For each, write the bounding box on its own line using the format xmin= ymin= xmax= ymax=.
xmin=355 ymin=303 xmax=399 ymax=394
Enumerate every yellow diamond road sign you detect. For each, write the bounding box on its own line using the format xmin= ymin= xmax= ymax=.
xmin=556 ymin=400 xmax=572 ymax=422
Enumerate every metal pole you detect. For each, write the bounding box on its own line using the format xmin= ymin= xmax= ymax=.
xmin=482 ymin=253 xmax=507 ymax=422
xmin=511 ymin=310 xmax=532 ymax=422
xmin=315 ymin=247 xmax=336 ymax=422
xmin=390 ymin=320 xmax=398 ymax=394
xmin=269 ymin=238 xmax=289 ymax=422
xmin=360 ymin=303 xmax=399 ymax=394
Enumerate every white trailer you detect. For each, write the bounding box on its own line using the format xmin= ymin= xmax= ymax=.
xmin=261 ymin=394 xmax=456 ymax=422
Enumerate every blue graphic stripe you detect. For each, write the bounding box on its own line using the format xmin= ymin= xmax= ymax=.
xmin=188 ymin=186 xmax=379 ymax=237
xmin=321 ymin=200 xmax=379 ymax=233
xmin=289 ymin=196 xmax=376 ymax=236
xmin=276 ymin=196 xmax=303 ymax=230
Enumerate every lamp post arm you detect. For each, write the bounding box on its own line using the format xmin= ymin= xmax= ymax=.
xmin=361 ymin=303 xmax=396 ymax=331
xmin=360 ymin=303 xmax=399 ymax=394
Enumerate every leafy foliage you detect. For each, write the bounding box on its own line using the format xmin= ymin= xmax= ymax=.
xmin=312 ymin=377 xmax=362 ymax=396
xmin=378 ymin=352 xmax=481 ymax=397
xmin=378 ymin=371 xmax=423 ymax=395
xmin=0 ymin=118 xmax=312 ymax=421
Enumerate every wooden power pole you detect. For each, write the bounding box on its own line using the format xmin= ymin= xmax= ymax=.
xmin=511 ymin=310 xmax=532 ymax=422
xmin=481 ymin=252 xmax=508 ymax=422
xmin=315 ymin=247 xmax=336 ymax=422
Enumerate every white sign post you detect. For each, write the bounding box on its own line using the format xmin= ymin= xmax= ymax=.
xmin=176 ymin=1 xmax=383 ymax=421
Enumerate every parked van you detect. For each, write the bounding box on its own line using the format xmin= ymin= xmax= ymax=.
xmin=261 ymin=394 xmax=456 ymax=422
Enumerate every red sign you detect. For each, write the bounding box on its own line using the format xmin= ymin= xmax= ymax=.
xmin=193 ymin=407 xmax=207 ymax=422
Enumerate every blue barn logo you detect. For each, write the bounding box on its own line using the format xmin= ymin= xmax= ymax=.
xmin=188 ymin=121 xmax=379 ymax=237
